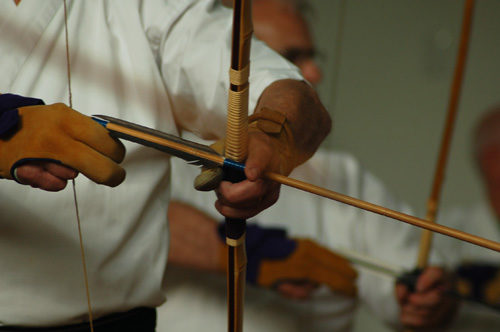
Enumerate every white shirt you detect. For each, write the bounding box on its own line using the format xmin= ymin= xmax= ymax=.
xmin=0 ymin=0 xmax=302 ymax=326
xmin=158 ymin=149 xmax=433 ymax=331
xmin=436 ymin=202 xmax=500 ymax=267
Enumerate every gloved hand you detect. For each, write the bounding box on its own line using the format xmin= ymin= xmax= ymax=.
xmin=194 ymin=108 xmax=300 ymax=191
xmin=193 ymin=108 xmax=305 ymax=219
xmin=0 ymin=94 xmax=126 ymax=189
xmin=217 ymin=223 xmax=358 ymax=298
xmin=455 ymin=263 xmax=500 ymax=308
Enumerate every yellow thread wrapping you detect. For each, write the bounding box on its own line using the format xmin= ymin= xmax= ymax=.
xmin=226 ymin=86 xmax=249 ymax=162
xmin=229 ymin=64 xmax=250 ymax=86
xmin=226 ymin=234 xmax=246 ymax=247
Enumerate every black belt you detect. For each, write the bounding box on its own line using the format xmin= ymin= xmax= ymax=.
xmin=0 ymin=307 xmax=156 ymax=332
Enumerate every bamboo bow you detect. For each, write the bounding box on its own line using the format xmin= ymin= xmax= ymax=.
xmin=224 ymin=1 xmax=252 ymax=331
xmin=416 ymin=0 xmax=476 ymax=270
xmin=405 ymin=1 xmax=476 ymax=330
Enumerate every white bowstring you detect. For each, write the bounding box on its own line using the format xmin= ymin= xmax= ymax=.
xmin=63 ymin=1 xmax=95 ymax=331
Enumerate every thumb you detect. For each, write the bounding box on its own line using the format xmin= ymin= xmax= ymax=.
xmin=417 ymin=267 xmax=446 ymax=292
xmin=245 ymin=130 xmax=274 ymax=181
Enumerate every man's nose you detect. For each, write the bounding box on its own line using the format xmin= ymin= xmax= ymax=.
xmin=300 ymin=60 xmax=322 ymax=85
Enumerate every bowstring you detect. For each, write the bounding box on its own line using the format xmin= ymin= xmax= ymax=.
xmin=63 ymin=1 xmax=95 ymax=331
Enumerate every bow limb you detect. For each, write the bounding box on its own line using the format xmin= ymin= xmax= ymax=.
xmin=401 ymin=2 xmax=476 ymax=330
xmin=225 ymin=1 xmax=252 ymax=331
xmin=63 ymin=1 xmax=95 ymax=330
xmin=416 ymin=0 xmax=476 ymax=270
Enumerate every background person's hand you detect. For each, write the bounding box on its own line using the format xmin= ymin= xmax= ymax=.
xmin=396 ymin=267 xmax=459 ymax=328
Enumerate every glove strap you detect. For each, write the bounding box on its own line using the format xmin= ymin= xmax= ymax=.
xmin=248 ymin=107 xmax=297 ymax=175
xmin=248 ymin=108 xmax=290 ymax=135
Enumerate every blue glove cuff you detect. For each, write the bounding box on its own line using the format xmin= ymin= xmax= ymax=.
xmin=218 ymin=222 xmax=297 ymax=284
xmin=0 ymin=93 xmax=45 ymax=137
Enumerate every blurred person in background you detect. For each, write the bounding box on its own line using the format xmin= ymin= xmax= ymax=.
xmin=433 ymin=107 xmax=500 ymax=331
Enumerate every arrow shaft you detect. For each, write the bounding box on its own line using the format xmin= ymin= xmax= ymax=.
xmin=265 ymin=172 xmax=500 ymax=253
xmin=93 ymin=116 xmax=500 ymax=254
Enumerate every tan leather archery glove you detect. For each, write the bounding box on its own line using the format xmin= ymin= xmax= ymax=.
xmin=194 ymin=108 xmax=302 ymax=191
xmin=216 ymin=223 xmax=358 ymax=297
xmin=0 ymin=102 xmax=126 ymax=186
xmin=247 ymin=107 xmax=302 ymax=175
xmin=258 ymin=239 xmax=358 ymax=297
xmin=456 ymin=263 xmax=500 ymax=308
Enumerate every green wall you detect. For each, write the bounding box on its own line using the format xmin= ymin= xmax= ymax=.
xmin=309 ymin=0 xmax=500 ymax=214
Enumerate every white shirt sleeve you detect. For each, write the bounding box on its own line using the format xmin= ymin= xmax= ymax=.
xmin=140 ymin=0 xmax=303 ymax=140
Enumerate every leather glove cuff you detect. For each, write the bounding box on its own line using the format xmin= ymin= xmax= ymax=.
xmin=0 ymin=94 xmax=46 ymax=180
xmin=0 ymin=93 xmax=44 ymax=137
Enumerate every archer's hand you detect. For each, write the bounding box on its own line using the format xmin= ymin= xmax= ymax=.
xmin=197 ymin=108 xmax=301 ymax=219
xmin=396 ymin=267 xmax=459 ymax=329
xmin=198 ymin=80 xmax=330 ymax=220
xmin=217 ymin=223 xmax=358 ymax=298
xmin=214 ymin=126 xmax=289 ymax=219
xmin=193 ymin=129 xmax=290 ymax=219
xmin=0 ymin=100 xmax=126 ymax=191
xmin=258 ymin=238 xmax=358 ymax=298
